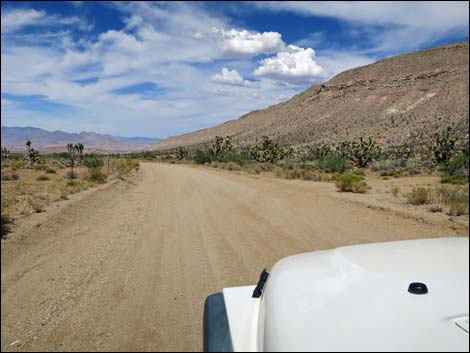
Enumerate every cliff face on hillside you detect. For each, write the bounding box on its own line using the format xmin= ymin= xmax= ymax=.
xmin=153 ymin=42 xmax=469 ymax=150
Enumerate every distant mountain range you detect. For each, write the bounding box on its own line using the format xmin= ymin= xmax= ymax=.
xmin=1 ymin=126 xmax=161 ymax=153
xmin=153 ymin=42 xmax=469 ymax=151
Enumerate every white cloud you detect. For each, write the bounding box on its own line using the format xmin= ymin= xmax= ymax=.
xmin=254 ymin=1 xmax=469 ymax=54
xmin=1 ymin=7 xmax=93 ymax=34
xmin=1 ymin=9 xmax=46 ymax=33
xmin=214 ymin=28 xmax=284 ymax=58
xmin=254 ymin=45 xmax=326 ymax=84
xmin=211 ymin=68 xmax=252 ymax=86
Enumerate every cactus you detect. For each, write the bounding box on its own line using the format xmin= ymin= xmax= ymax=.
xmin=431 ymin=126 xmax=456 ymax=165
xmin=176 ymin=147 xmax=188 ymax=160
xmin=207 ymin=136 xmax=233 ymax=161
xmin=1 ymin=147 xmax=10 ymax=161
xmin=337 ymin=137 xmax=381 ymax=168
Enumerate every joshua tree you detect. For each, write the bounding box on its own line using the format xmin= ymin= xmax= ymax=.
xmin=76 ymin=143 xmax=84 ymax=165
xmin=67 ymin=143 xmax=77 ymax=180
xmin=24 ymin=139 xmax=40 ymax=166
xmin=1 ymin=147 xmax=10 ymax=161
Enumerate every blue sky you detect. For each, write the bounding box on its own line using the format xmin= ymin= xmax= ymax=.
xmin=1 ymin=1 xmax=468 ymax=138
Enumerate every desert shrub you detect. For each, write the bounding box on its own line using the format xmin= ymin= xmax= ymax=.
xmin=65 ymin=171 xmax=78 ymax=180
xmin=404 ymin=159 xmax=422 ymax=176
xmin=45 ymin=167 xmax=56 ymax=174
xmin=335 ymin=173 xmax=369 ymax=193
xmin=175 ymin=147 xmax=188 ymax=160
xmin=1 ymin=213 xmax=11 ymax=239
xmin=243 ymin=164 xmax=262 ymax=175
xmin=391 ymin=186 xmax=400 ymax=196
xmin=66 ymin=180 xmax=79 ymax=187
xmin=431 ymin=126 xmax=457 ymax=165
xmin=441 ymin=175 xmax=467 ymax=185
xmin=440 ymin=153 xmax=469 ymax=183
xmin=435 ymin=185 xmax=469 ymax=216
xmin=249 ymin=136 xmax=289 ymax=163
xmin=87 ymin=168 xmax=107 ymax=183
xmin=10 ymin=161 xmax=25 ymax=171
xmin=222 ymin=154 xmax=248 ymax=166
xmin=33 ymin=164 xmax=48 ymax=171
xmin=384 ymin=143 xmax=413 ymax=161
xmin=448 ymin=201 xmax=468 ymax=216
xmin=429 ymin=204 xmax=443 ymax=213
xmin=36 ymin=175 xmax=50 ymax=181
xmin=352 ymin=169 xmax=365 ymax=176
xmin=193 ymin=149 xmax=211 ymax=164
xmin=371 ymin=159 xmax=403 ymax=172
xmin=406 ymin=187 xmax=433 ymax=205
xmin=315 ymin=156 xmax=348 ymax=173
xmin=115 ymin=159 xmax=139 ymax=177
xmin=1 ymin=173 xmax=20 ymax=181
xmin=32 ymin=204 xmax=44 ymax=213
xmin=84 ymin=158 xmax=104 ymax=169
xmin=225 ymin=162 xmax=242 ymax=171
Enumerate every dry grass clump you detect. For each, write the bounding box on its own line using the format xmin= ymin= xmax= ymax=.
xmin=406 ymin=187 xmax=433 ymax=205
xmin=86 ymin=168 xmax=107 ymax=183
xmin=406 ymin=185 xmax=468 ymax=216
xmin=391 ymin=186 xmax=400 ymax=196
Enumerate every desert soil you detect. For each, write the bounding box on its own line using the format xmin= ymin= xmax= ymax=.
xmin=1 ymin=162 xmax=468 ymax=352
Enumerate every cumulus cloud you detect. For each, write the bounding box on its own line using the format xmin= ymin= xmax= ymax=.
xmin=214 ymin=28 xmax=284 ymax=58
xmin=254 ymin=45 xmax=326 ymax=84
xmin=211 ymin=68 xmax=252 ymax=86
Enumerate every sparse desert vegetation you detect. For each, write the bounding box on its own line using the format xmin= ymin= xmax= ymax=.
xmin=128 ymin=129 xmax=468 ymax=219
xmin=1 ymin=142 xmax=140 ymax=230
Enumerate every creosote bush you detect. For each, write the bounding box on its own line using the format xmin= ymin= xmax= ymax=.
xmin=335 ymin=172 xmax=369 ymax=193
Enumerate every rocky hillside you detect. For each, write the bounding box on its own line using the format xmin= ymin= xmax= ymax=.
xmin=1 ymin=126 xmax=160 ymax=153
xmin=153 ymin=42 xmax=469 ymax=150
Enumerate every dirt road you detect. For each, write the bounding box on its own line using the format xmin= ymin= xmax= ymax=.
xmin=1 ymin=163 xmax=467 ymax=351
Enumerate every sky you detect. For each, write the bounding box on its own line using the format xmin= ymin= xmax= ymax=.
xmin=1 ymin=1 xmax=469 ymax=138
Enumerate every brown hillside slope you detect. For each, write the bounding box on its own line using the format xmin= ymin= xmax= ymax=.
xmin=153 ymin=42 xmax=468 ymax=150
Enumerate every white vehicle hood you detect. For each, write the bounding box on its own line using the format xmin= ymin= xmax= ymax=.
xmin=261 ymin=237 xmax=469 ymax=352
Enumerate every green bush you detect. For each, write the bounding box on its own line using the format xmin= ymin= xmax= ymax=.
xmin=315 ymin=156 xmax=348 ymax=173
xmin=45 ymin=167 xmax=57 ymax=174
xmin=440 ymin=153 xmax=469 ymax=182
xmin=222 ymin=154 xmax=247 ymax=166
xmin=84 ymin=158 xmax=104 ymax=169
xmin=335 ymin=173 xmax=369 ymax=193
xmin=36 ymin=175 xmax=50 ymax=181
xmin=193 ymin=149 xmax=212 ymax=164
xmin=441 ymin=175 xmax=467 ymax=185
